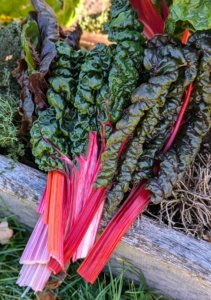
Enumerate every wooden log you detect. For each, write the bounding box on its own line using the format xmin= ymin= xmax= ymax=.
xmin=0 ymin=154 xmax=211 ymax=300
xmin=0 ymin=155 xmax=45 ymax=226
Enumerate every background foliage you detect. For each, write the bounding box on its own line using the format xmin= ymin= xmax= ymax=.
xmin=0 ymin=0 xmax=82 ymax=26
xmin=0 ymin=21 xmax=24 ymax=160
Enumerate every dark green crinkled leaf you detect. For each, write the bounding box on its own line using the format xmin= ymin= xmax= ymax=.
xmin=103 ymin=36 xmax=188 ymax=215
xmin=165 ymin=0 xmax=211 ymax=34
xmin=30 ymin=40 xmax=87 ymax=169
xmin=133 ymin=42 xmax=199 ymax=184
xmin=74 ymin=43 xmax=112 ymax=116
xmin=30 ymin=107 xmax=70 ymax=171
xmin=146 ymin=30 xmax=211 ymax=203
xmin=102 ymin=0 xmax=145 ymax=124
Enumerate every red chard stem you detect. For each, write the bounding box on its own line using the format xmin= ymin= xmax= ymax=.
xmin=77 ymin=182 xmax=150 ymax=283
xmin=130 ymin=0 xmax=165 ymax=38
xmin=162 ymin=82 xmax=193 ymax=153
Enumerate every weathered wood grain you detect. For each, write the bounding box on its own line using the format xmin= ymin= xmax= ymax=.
xmin=0 ymin=154 xmax=211 ymax=300
xmin=0 ymin=155 xmax=46 ymax=226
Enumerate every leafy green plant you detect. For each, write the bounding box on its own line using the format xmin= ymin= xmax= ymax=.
xmin=165 ymin=0 xmax=211 ymax=34
xmin=21 ymin=20 xmax=41 ymax=74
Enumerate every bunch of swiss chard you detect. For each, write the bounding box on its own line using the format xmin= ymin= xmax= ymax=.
xmin=15 ymin=0 xmax=211 ymax=294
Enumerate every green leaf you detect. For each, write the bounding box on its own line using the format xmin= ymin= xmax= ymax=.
xmin=165 ymin=0 xmax=211 ymax=34
xmin=21 ymin=20 xmax=41 ymax=74
xmin=56 ymin=0 xmax=81 ymax=27
xmin=0 ymin=0 xmax=31 ymax=16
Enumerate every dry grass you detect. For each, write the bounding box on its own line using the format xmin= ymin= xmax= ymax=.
xmin=146 ymin=152 xmax=211 ymax=240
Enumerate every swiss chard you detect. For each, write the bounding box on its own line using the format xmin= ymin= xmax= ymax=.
xmin=21 ymin=20 xmax=41 ymax=74
xmin=165 ymin=0 xmax=211 ymax=35
xmin=134 ymin=37 xmax=198 ymax=183
xmin=105 ymin=38 xmax=187 ymax=214
xmin=15 ymin=0 xmax=211 ymax=293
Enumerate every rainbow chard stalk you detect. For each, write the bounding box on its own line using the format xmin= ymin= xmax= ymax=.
xmin=77 ymin=32 xmax=206 ymax=282
xmin=17 ymin=188 xmax=52 ymax=293
xmin=129 ymin=0 xmax=168 ymax=38
xmin=17 ymin=132 xmax=104 ymax=291
xmin=17 ymin=191 xmax=53 ymax=292
xmin=16 ymin=0 xmax=97 ymax=291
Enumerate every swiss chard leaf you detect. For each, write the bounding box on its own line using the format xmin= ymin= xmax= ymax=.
xmin=12 ymin=58 xmax=36 ymax=131
xmin=28 ymin=73 xmax=49 ymax=109
xmin=165 ymin=0 xmax=211 ymax=34
xmin=26 ymin=0 xmax=59 ymax=110
xmin=21 ymin=20 xmax=41 ymax=74
xmin=31 ymin=0 xmax=59 ymax=74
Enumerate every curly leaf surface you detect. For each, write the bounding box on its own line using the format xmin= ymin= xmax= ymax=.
xmin=103 ymin=0 xmax=145 ymax=123
xmin=105 ymin=37 xmax=188 ymax=213
xmin=95 ymin=34 xmax=186 ymax=190
xmin=134 ymin=43 xmax=199 ymax=183
xmin=30 ymin=108 xmax=70 ymax=171
xmin=146 ymin=30 xmax=211 ymax=202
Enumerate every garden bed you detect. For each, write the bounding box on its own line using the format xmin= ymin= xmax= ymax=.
xmin=1 ymin=154 xmax=211 ymax=300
